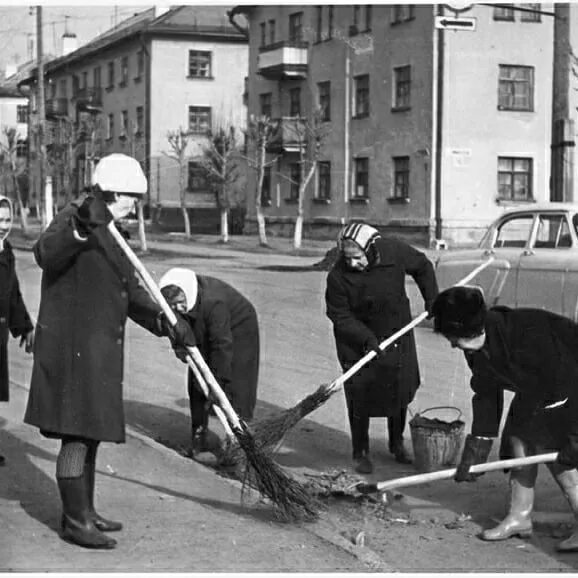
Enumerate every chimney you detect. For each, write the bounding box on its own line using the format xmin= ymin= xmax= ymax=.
xmin=4 ymin=63 xmax=17 ymax=79
xmin=62 ymin=32 xmax=78 ymax=56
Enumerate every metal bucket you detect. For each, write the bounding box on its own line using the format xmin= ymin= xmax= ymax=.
xmin=409 ymin=406 xmax=465 ymax=473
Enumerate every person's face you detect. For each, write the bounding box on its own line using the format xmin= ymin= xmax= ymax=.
xmin=342 ymin=242 xmax=368 ymax=271
xmin=447 ymin=332 xmax=486 ymax=351
xmin=106 ymin=193 xmax=138 ymax=221
xmin=0 ymin=206 xmax=12 ymax=240
xmin=166 ymin=288 xmax=188 ymax=314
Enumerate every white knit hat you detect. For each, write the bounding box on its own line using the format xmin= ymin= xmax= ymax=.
xmin=159 ymin=268 xmax=198 ymax=312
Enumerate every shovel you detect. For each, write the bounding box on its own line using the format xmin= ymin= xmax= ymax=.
xmin=352 ymin=452 xmax=559 ymax=495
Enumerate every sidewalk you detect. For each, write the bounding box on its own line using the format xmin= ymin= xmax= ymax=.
xmin=0 ymin=381 xmax=384 ymax=572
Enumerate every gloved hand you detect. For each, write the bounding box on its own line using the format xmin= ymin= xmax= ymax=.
xmin=158 ymin=311 xmax=196 ymax=349
xmin=76 ymin=196 xmax=112 ymax=233
xmin=364 ymin=335 xmax=382 ymax=357
xmin=454 ymin=434 xmax=493 ymax=482
xmin=425 ymin=300 xmax=436 ymax=320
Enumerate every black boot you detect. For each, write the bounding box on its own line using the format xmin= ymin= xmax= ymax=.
xmin=58 ymin=476 xmax=117 ymax=549
xmin=388 ymin=408 xmax=413 ymax=464
xmin=84 ymin=461 xmax=122 ymax=532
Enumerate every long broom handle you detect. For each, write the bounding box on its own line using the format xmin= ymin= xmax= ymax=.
xmin=107 ymin=222 xmax=237 ymax=438
xmin=369 ymin=452 xmax=558 ymax=493
xmin=328 ymin=257 xmax=496 ymax=394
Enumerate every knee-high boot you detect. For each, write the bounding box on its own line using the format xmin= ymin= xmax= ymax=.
xmin=481 ymin=464 xmax=537 ymax=541
xmin=84 ymin=449 xmax=122 ymax=532
xmin=58 ymin=476 xmax=117 ymax=549
xmin=549 ymin=465 xmax=578 ymax=552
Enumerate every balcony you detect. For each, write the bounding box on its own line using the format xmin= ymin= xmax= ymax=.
xmin=74 ymin=87 xmax=103 ymax=113
xmin=258 ymin=41 xmax=308 ymax=79
xmin=45 ymin=98 xmax=69 ymax=118
xmin=266 ymin=117 xmax=307 ymax=153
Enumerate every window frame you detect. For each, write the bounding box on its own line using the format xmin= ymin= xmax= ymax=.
xmin=498 ymin=64 xmax=534 ymax=112
xmin=16 ymin=138 xmax=27 ymax=158
xmin=318 ymin=81 xmax=331 ymax=122
xmin=107 ymin=61 xmax=115 ymax=90
xmin=187 ymin=160 xmax=208 ymax=192
xmin=188 ymin=50 xmax=213 ymax=79
xmin=392 ymin=156 xmax=410 ymax=200
xmin=354 ymin=74 xmax=370 ymax=118
xmin=120 ymin=110 xmax=129 ymax=138
xmin=289 ymin=11 xmax=304 ymax=43
xmin=260 ymin=92 xmax=272 ymax=118
xmin=268 ymin=19 xmax=276 ymax=45
xmin=493 ymin=4 xmax=515 ymax=21
xmin=521 ymin=3 xmax=541 ymax=22
xmin=289 ymin=87 xmax=301 ymax=117
xmin=261 ymin=165 xmax=272 ymax=206
xmin=317 ymin=161 xmax=331 ymax=201
xmin=352 ymin=157 xmax=369 ymax=199
xmin=288 ymin=162 xmax=301 ymax=201
xmin=188 ymin=105 xmax=212 ymax=134
xmin=93 ymin=66 xmax=101 ymax=88
xmin=107 ymin=113 xmax=114 ymax=140
xmin=135 ymin=105 xmax=144 ymax=136
xmin=391 ymin=4 xmax=415 ymax=24
xmin=393 ymin=65 xmax=411 ymax=110
xmin=497 ymin=156 xmax=534 ymax=201
xmin=16 ymin=104 xmax=28 ymax=124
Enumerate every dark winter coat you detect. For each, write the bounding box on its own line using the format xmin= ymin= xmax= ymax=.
xmin=24 ymin=202 xmax=162 ymax=442
xmin=325 ymin=236 xmax=438 ymax=417
xmin=0 ymin=241 xmax=33 ymax=401
xmin=465 ymin=306 xmax=578 ymax=465
xmin=183 ymin=275 xmax=259 ymax=424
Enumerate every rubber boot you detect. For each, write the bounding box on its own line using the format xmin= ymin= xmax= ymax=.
xmin=84 ymin=461 xmax=122 ymax=532
xmin=58 ymin=477 xmax=117 ymax=549
xmin=550 ymin=466 xmax=578 ymax=552
xmin=481 ymin=465 xmax=537 ymax=541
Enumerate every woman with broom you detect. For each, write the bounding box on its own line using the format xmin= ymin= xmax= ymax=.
xmin=23 ymin=154 xmax=192 ymax=550
xmin=325 ymin=222 xmax=438 ymax=474
xmin=432 ymin=285 xmax=578 ymax=551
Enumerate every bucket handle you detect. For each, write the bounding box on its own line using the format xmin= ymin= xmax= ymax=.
xmin=416 ymin=406 xmax=463 ymax=421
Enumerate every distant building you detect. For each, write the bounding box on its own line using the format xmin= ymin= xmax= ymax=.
xmin=20 ymin=5 xmax=248 ymax=230
xmin=234 ymin=4 xmax=557 ymax=246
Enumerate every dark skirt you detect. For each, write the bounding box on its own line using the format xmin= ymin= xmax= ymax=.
xmin=0 ymin=342 xmax=8 ymax=402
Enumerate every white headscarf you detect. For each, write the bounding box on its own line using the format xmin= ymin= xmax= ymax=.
xmin=159 ymin=267 xmax=198 ymax=312
xmin=0 ymin=195 xmax=13 ymax=249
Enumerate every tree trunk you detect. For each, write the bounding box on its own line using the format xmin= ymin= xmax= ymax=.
xmin=220 ymin=207 xmax=229 ymax=243
xmin=180 ymin=167 xmax=191 ymax=238
xmin=255 ymin=140 xmax=268 ymax=246
xmin=136 ymin=199 xmax=147 ymax=253
xmin=12 ymin=173 xmax=28 ymax=233
xmin=293 ymin=214 xmax=303 ymax=250
xmin=293 ymin=163 xmax=316 ymax=250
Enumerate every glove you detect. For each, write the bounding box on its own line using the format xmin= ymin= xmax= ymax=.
xmin=425 ymin=300 xmax=435 ymax=320
xmin=364 ymin=335 xmax=382 ymax=357
xmin=454 ymin=434 xmax=493 ymax=482
xmin=76 ymin=196 xmax=112 ymax=233
xmin=158 ymin=311 xmax=196 ymax=349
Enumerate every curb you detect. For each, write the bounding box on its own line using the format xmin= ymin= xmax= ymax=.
xmin=125 ymin=424 xmax=390 ymax=571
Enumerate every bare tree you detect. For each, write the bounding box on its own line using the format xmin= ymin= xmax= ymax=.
xmin=200 ymin=125 xmax=242 ymax=243
xmin=1 ymin=127 xmax=29 ymax=232
xmin=164 ymin=128 xmax=193 ymax=239
xmin=243 ymin=114 xmax=278 ymax=247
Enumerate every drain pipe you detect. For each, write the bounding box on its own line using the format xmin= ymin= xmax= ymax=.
xmin=434 ymin=5 xmax=445 ymax=242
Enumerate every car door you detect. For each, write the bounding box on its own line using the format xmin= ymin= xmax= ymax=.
xmin=516 ymin=212 xmax=572 ymax=315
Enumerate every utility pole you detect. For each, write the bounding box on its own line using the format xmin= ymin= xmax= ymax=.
xmin=36 ymin=5 xmax=51 ymax=228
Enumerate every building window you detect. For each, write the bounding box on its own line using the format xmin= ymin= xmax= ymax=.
xmin=81 ymin=71 xmax=88 ymax=90
xmin=188 ymin=161 xmax=207 ymax=191
xmin=188 ymin=50 xmax=212 ymax=78
xmin=289 ymin=12 xmax=303 ymax=43
xmin=318 ymin=81 xmax=331 ymax=121
xmin=261 ymin=166 xmax=272 ymax=206
xmin=188 ymin=106 xmax=212 ymax=133
xmin=120 ymin=110 xmax=129 ymax=138
xmin=498 ymin=157 xmax=533 ymax=201
xmin=289 ymin=87 xmax=301 ymax=116
xmin=328 ymin=6 xmax=334 ymax=39
xmin=72 ymin=75 xmax=79 ymax=96
xmin=289 ymin=162 xmax=301 ymax=200
xmin=521 ymin=3 xmax=541 ymax=22
xmin=120 ymin=56 xmax=129 ymax=86
xmin=93 ymin=66 xmax=101 ymax=88
xmin=317 ymin=161 xmax=331 ymax=200
xmin=498 ymin=65 xmax=534 ymax=111
xmin=107 ymin=113 xmax=114 ymax=140
xmin=16 ymin=139 xmax=27 ymax=158
xmin=391 ymin=4 xmax=415 ymax=24
xmin=493 ymin=4 xmax=515 ymax=21
xmin=16 ymin=105 xmax=28 ymax=124
xmin=354 ymin=74 xmax=370 ymax=118
xmin=268 ymin=19 xmax=276 ymax=44
xmin=364 ymin=5 xmax=372 ymax=31
xmin=260 ymin=93 xmax=272 ymax=117
xmin=316 ymin=6 xmax=323 ymax=42
xmin=136 ymin=49 xmax=145 ymax=79
xmin=260 ymin=22 xmax=266 ymax=46
xmin=394 ymin=65 xmax=411 ymax=109
xmin=352 ymin=6 xmax=361 ymax=34
xmin=59 ymin=79 xmax=67 ymax=98
xmin=353 ymin=158 xmax=369 ymax=199
xmin=393 ymin=156 xmax=410 ymax=199
xmin=107 ymin=61 xmax=115 ymax=89
xmin=136 ymin=106 xmax=144 ymax=135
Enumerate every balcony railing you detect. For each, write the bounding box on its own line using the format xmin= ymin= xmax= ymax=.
xmin=258 ymin=41 xmax=308 ymax=79
xmin=266 ymin=117 xmax=307 ymax=153
xmin=74 ymin=87 xmax=103 ymax=112
xmin=45 ymin=98 xmax=69 ymax=118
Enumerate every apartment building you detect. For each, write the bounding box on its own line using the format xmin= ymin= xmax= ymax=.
xmin=236 ymin=4 xmax=555 ymax=246
xmin=21 ymin=6 xmax=248 ymax=227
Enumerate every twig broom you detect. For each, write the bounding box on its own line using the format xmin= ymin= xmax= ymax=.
xmin=224 ymin=258 xmax=499 ymax=462
xmin=108 ymin=222 xmax=320 ymax=522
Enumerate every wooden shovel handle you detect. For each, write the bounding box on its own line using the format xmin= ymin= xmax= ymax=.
xmin=374 ymin=452 xmax=558 ymax=493
xmin=328 ymin=257 xmax=496 ymax=394
xmin=107 ymin=222 xmax=237 ymax=438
